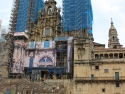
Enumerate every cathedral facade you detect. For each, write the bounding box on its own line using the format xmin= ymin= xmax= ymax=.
xmin=0 ymin=0 xmax=125 ymax=94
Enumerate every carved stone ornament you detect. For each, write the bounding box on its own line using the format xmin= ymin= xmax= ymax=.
xmin=46 ymin=19 xmax=50 ymax=25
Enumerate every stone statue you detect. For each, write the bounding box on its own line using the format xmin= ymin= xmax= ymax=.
xmin=48 ymin=9 xmax=51 ymax=14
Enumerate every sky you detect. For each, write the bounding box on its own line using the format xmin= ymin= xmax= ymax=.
xmin=0 ymin=0 xmax=125 ymax=47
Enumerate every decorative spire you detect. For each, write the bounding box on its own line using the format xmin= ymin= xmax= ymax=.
xmin=111 ymin=18 xmax=114 ymax=27
xmin=108 ymin=18 xmax=123 ymax=48
xmin=110 ymin=18 xmax=116 ymax=29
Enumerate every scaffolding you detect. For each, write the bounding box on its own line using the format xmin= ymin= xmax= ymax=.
xmin=9 ymin=0 xmax=20 ymax=32
xmin=15 ymin=0 xmax=30 ymax=32
xmin=30 ymin=0 xmax=44 ymax=23
xmin=62 ymin=0 xmax=93 ymax=34
xmin=62 ymin=0 xmax=75 ymax=32
xmin=9 ymin=0 xmax=44 ymax=32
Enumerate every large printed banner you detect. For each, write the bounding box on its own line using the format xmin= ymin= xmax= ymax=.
xmin=27 ymin=41 xmax=56 ymax=49
xmin=12 ymin=40 xmax=26 ymax=73
xmin=12 ymin=37 xmax=73 ymax=74
xmin=24 ymin=49 xmax=56 ymax=68
xmin=12 ymin=40 xmax=56 ymax=73
xmin=66 ymin=37 xmax=73 ymax=73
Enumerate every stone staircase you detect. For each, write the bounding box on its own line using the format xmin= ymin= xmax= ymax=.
xmin=0 ymin=78 xmax=64 ymax=94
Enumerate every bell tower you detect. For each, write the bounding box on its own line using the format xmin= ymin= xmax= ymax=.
xmin=39 ymin=0 xmax=61 ymax=40
xmin=73 ymin=28 xmax=94 ymax=78
xmin=108 ymin=18 xmax=123 ymax=49
xmin=29 ymin=0 xmax=61 ymax=42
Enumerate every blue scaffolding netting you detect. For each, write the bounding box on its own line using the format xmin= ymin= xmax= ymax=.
xmin=31 ymin=0 xmax=44 ymax=23
xmin=16 ymin=0 xmax=29 ymax=32
xmin=62 ymin=0 xmax=93 ymax=34
xmin=15 ymin=0 xmax=44 ymax=32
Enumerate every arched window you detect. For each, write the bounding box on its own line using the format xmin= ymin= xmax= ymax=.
xmin=109 ymin=53 xmax=113 ymax=59
xmin=77 ymin=48 xmax=85 ymax=59
xmin=114 ymin=53 xmax=118 ymax=58
xmin=77 ymin=48 xmax=81 ymax=59
xmin=81 ymin=48 xmax=85 ymax=54
xmin=113 ymin=36 xmax=115 ymax=41
xmin=100 ymin=54 xmax=103 ymax=59
xmin=119 ymin=53 xmax=123 ymax=58
xmin=77 ymin=48 xmax=81 ymax=54
xmin=95 ymin=54 xmax=99 ymax=59
xmin=44 ymin=40 xmax=50 ymax=48
xmin=104 ymin=54 xmax=108 ymax=59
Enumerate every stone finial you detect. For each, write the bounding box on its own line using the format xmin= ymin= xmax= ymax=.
xmin=111 ymin=18 xmax=114 ymax=27
xmin=110 ymin=18 xmax=116 ymax=30
xmin=58 ymin=6 xmax=61 ymax=13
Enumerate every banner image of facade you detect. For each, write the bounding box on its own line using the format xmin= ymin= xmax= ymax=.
xmin=29 ymin=42 xmax=36 ymax=49
xmin=28 ymin=41 xmax=56 ymax=49
xmin=12 ymin=36 xmax=73 ymax=74
xmin=24 ymin=50 xmax=35 ymax=68
xmin=12 ymin=40 xmax=26 ymax=73
xmin=25 ymin=49 xmax=56 ymax=68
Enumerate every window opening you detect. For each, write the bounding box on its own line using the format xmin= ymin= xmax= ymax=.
xmin=91 ymin=74 xmax=94 ymax=80
xmin=104 ymin=69 xmax=109 ymax=73
xmin=113 ymin=36 xmax=114 ymax=41
xmin=95 ymin=66 xmax=99 ymax=70
xmin=116 ymin=83 xmax=120 ymax=87
xmin=102 ymin=88 xmax=105 ymax=92
xmin=95 ymin=54 xmax=99 ymax=59
xmin=119 ymin=53 xmax=123 ymax=58
xmin=26 ymin=90 xmax=31 ymax=94
xmin=115 ymin=72 xmax=119 ymax=80
xmin=44 ymin=28 xmax=50 ymax=36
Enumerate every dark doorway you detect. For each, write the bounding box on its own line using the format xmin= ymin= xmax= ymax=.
xmin=41 ymin=71 xmax=48 ymax=79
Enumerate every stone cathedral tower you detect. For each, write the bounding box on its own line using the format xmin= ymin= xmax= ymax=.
xmin=108 ymin=18 xmax=123 ymax=48
xmin=28 ymin=0 xmax=61 ymax=42
xmin=73 ymin=29 xmax=94 ymax=78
